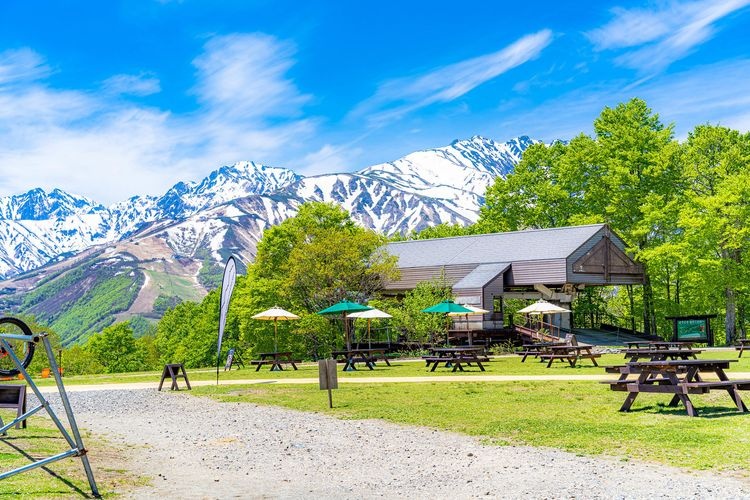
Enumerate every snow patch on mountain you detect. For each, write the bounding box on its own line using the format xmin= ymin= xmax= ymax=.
xmin=0 ymin=136 xmax=537 ymax=278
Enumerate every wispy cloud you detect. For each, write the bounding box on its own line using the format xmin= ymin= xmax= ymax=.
xmin=0 ymin=34 xmax=316 ymax=204
xmin=0 ymin=48 xmax=52 ymax=85
xmin=300 ymin=143 xmax=363 ymax=176
xmin=588 ymin=0 xmax=750 ymax=72
xmin=351 ymin=30 xmax=553 ymax=125
xmin=493 ymin=58 xmax=750 ymax=142
xmin=192 ymin=33 xmax=310 ymax=119
xmin=102 ymin=73 xmax=161 ymax=96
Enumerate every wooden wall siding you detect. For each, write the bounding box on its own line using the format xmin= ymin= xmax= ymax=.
xmin=505 ymin=259 xmax=568 ymax=285
xmin=482 ymin=274 xmax=504 ymax=320
xmin=385 ymin=264 xmax=478 ymax=290
xmin=566 ymin=227 xmax=644 ymax=285
xmin=567 ymin=271 xmax=644 ymax=285
xmin=455 ymin=290 xmax=483 ymax=301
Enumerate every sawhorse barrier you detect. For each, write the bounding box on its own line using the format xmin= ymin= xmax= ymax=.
xmin=0 ymin=384 xmax=27 ymax=431
xmin=158 ymin=363 xmax=191 ymax=391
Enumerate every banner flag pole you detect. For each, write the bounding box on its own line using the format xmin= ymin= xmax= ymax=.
xmin=216 ymin=255 xmax=238 ymax=385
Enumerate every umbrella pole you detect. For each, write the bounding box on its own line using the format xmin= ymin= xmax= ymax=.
xmin=344 ymin=314 xmax=351 ymax=351
xmin=445 ymin=315 xmax=450 ymax=346
xmin=274 ymin=318 xmax=278 ymax=352
xmin=368 ymin=319 xmax=372 ymax=349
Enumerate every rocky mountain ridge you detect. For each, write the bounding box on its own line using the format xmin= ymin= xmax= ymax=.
xmin=0 ymin=135 xmax=537 ymax=279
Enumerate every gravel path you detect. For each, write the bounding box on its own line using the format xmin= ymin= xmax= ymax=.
xmin=41 ymin=389 xmax=750 ymax=499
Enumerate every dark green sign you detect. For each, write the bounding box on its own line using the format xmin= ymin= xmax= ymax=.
xmin=675 ymin=319 xmax=708 ymax=341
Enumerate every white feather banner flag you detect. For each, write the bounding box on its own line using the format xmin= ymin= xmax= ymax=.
xmin=216 ymin=255 xmax=237 ymax=384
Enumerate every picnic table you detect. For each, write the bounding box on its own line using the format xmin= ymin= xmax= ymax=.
xmin=332 ymin=348 xmax=391 ymax=371
xmin=621 ymin=348 xmax=702 ymax=363
xmin=250 ymin=352 xmax=300 ymax=371
xmin=423 ymin=347 xmax=488 ymax=372
xmin=736 ymin=339 xmax=750 ymax=358
xmin=624 ymin=341 xmax=694 ymax=350
xmin=538 ymin=344 xmax=601 ymax=368
xmin=603 ymin=359 xmax=750 ymax=417
xmin=517 ymin=341 xmax=566 ymax=362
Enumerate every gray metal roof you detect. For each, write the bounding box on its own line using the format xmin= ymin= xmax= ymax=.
xmin=453 ymin=262 xmax=510 ymax=289
xmin=387 ymin=224 xmax=606 ymax=268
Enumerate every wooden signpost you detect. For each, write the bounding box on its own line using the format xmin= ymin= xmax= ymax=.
xmin=318 ymin=358 xmax=338 ymax=408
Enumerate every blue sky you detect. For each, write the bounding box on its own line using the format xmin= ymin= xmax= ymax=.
xmin=1 ymin=0 xmax=749 ymax=204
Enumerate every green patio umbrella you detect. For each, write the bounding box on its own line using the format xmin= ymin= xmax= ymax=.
xmin=422 ymin=300 xmax=473 ymax=345
xmin=318 ymin=300 xmax=372 ymax=350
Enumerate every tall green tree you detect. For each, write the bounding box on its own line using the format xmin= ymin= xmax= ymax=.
xmin=87 ymin=322 xmax=144 ymax=373
xmin=478 ymin=98 xmax=680 ymax=335
xmin=678 ymin=125 xmax=750 ymax=343
xmin=233 ymin=202 xmax=399 ymax=357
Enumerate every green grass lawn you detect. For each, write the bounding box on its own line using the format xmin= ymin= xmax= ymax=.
xmin=194 ymin=379 xmax=750 ymax=473
xmin=2 ymin=346 xmax=748 ymax=496
xmin=13 ymin=348 xmax=750 ymax=387
xmin=0 ymin=410 xmax=145 ymax=497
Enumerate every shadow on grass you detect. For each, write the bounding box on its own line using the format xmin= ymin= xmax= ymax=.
xmin=627 ymin=403 xmax=749 ymax=419
xmin=0 ymin=436 xmax=92 ymax=498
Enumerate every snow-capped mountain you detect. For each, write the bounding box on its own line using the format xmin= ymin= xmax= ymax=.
xmin=0 ymin=135 xmax=538 ymax=278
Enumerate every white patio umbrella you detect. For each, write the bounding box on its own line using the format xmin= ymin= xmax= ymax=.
xmin=517 ymin=300 xmax=571 ymax=314
xmin=347 ymin=308 xmax=392 ymax=348
xmin=517 ymin=300 xmax=570 ymax=338
xmin=252 ymin=306 xmax=300 ymax=351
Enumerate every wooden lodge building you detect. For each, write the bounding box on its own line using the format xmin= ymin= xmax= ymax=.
xmin=384 ymin=224 xmax=644 ymax=333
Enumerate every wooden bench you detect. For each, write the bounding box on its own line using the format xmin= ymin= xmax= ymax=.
xmin=539 ymin=351 xmax=601 ymax=368
xmin=604 ymin=359 xmax=749 ymax=416
xmin=423 ymin=356 xmax=486 ymax=372
xmin=250 ymin=358 xmax=300 ymax=371
xmin=0 ymin=385 xmax=27 ymax=430
xmin=736 ymin=339 xmax=750 ymax=358
xmin=516 ymin=349 xmax=542 ymax=362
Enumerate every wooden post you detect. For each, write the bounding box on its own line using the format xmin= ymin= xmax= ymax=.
xmin=318 ymin=359 xmax=338 ymax=408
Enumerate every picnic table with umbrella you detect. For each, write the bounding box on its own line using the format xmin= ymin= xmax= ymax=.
xmin=252 ymin=306 xmax=300 ymax=352
xmin=250 ymin=306 xmax=301 ymax=371
xmin=448 ymin=304 xmax=489 ymax=345
xmin=317 ymin=300 xmax=372 ymax=350
xmin=516 ymin=299 xmax=571 ymax=339
xmin=347 ymin=308 xmax=392 ymax=349
xmin=422 ymin=300 xmax=473 ymax=346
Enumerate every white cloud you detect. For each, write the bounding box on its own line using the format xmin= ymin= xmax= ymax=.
xmin=0 ymin=34 xmax=316 ymax=205
xmin=0 ymin=48 xmax=51 ymax=85
xmin=102 ymin=73 xmax=161 ymax=96
xmin=492 ymin=58 xmax=750 ymax=142
xmin=300 ymin=144 xmax=362 ymax=176
xmin=192 ymin=33 xmax=310 ymax=119
xmin=351 ymin=30 xmax=553 ymax=125
xmin=588 ymin=0 xmax=750 ymax=72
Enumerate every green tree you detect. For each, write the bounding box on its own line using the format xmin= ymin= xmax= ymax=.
xmin=478 ymin=98 xmax=680 ymax=335
xmin=86 ymin=322 xmax=144 ymax=373
xmin=389 ymin=275 xmax=453 ymax=344
xmin=408 ymin=223 xmax=476 ymax=240
xmin=678 ymin=125 xmax=750 ymax=343
xmin=234 ymin=202 xmax=399 ymax=357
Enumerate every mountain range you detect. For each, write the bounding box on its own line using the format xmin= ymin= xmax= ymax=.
xmin=0 ymin=135 xmax=537 ymax=344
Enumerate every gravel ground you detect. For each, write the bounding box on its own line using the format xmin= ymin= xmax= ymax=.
xmin=39 ymin=389 xmax=750 ymax=499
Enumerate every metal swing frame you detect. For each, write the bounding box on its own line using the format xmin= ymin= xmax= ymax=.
xmin=0 ymin=332 xmax=99 ymax=497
